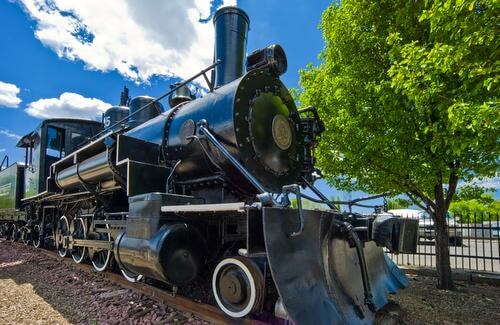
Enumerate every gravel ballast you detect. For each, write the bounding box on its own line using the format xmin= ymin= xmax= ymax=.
xmin=1 ymin=238 xmax=499 ymax=324
xmin=0 ymin=239 xmax=211 ymax=324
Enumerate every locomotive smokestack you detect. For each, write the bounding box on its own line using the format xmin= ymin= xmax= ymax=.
xmin=213 ymin=6 xmax=249 ymax=88
xmin=119 ymin=86 xmax=130 ymax=106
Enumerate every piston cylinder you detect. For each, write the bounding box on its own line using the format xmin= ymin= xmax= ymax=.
xmin=114 ymin=223 xmax=206 ymax=285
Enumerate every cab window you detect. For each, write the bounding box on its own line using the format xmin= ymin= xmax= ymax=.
xmin=46 ymin=126 xmax=65 ymax=158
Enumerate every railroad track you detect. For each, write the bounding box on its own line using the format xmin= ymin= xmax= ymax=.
xmin=25 ymin=245 xmax=265 ymax=325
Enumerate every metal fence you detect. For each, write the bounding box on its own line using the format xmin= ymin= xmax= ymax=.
xmin=386 ymin=213 xmax=500 ymax=273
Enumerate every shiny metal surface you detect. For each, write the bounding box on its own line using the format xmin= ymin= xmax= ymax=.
xmin=213 ymin=6 xmax=249 ymax=88
xmin=124 ymin=112 xmax=169 ymax=146
xmin=246 ymin=44 xmax=287 ymax=76
xmin=166 ymin=69 xmax=302 ymax=193
xmin=262 ymin=207 xmax=409 ymax=324
xmin=55 ymin=150 xmax=115 ymax=190
xmin=103 ymin=106 xmax=129 ymax=131
xmin=115 ymin=222 xmax=206 ymax=286
xmin=199 ymin=123 xmax=267 ymax=194
xmin=168 ymin=83 xmax=193 ymax=108
xmin=128 ymin=96 xmax=165 ymax=129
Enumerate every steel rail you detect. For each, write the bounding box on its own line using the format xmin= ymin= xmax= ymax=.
xmin=30 ymin=245 xmax=262 ymax=325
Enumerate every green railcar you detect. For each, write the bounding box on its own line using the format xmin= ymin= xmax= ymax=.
xmin=0 ymin=163 xmax=25 ymax=221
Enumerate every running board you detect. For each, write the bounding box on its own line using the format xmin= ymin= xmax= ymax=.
xmin=161 ymin=202 xmax=246 ymax=213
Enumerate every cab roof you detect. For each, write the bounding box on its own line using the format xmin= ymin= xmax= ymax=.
xmin=16 ymin=118 xmax=102 ymax=148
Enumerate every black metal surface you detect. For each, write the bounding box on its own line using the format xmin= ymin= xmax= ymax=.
xmin=126 ymin=161 xmax=169 ymax=196
xmin=198 ymin=123 xmax=267 ymax=195
xmin=120 ymin=86 xmax=131 ymax=106
xmin=19 ymin=119 xmax=101 ymax=198
xmin=115 ymin=222 xmax=207 ymax=285
xmin=103 ymin=106 xmax=129 ymax=131
xmin=246 ymin=44 xmax=287 ymax=76
xmin=115 ymin=193 xmax=206 ymax=285
xmin=262 ymin=207 xmax=409 ymax=324
xmin=127 ymin=193 xmax=204 ymax=239
xmin=245 ymin=208 xmax=265 ymax=256
xmin=0 ymin=6 xmax=421 ymax=322
xmin=372 ymin=214 xmax=419 ymax=253
xmin=116 ymin=134 xmax=162 ymax=165
xmin=213 ymin=6 xmax=249 ymax=88
xmin=124 ymin=111 xmax=170 ymax=146
xmin=169 ymin=83 xmax=194 ymax=108
xmin=128 ymin=96 xmax=165 ymax=129
xmin=233 ymin=69 xmax=303 ymax=192
xmin=166 ymin=69 xmax=303 ymax=194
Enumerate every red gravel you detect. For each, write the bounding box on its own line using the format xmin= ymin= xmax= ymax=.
xmin=3 ymin=238 xmax=498 ymax=324
xmin=0 ymin=239 xmax=212 ymax=324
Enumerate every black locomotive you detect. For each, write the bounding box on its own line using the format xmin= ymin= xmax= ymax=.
xmin=0 ymin=7 xmax=418 ymax=324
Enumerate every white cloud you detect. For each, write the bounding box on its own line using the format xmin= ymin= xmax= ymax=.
xmin=0 ymin=129 xmax=21 ymax=140
xmin=0 ymin=148 xmax=6 ymax=152
xmin=25 ymin=92 xmax=111 ymax=119
xmin=18 ymin=0 xmax=237 ymax=83
xmin=0 ymin=81 xmax=22 ymax=108
xmin=458 ymin=176 xmax=500 ymax=191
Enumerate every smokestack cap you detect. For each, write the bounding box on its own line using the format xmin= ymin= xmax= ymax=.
xmin=213 ymin=6 xmax=249 ymax=25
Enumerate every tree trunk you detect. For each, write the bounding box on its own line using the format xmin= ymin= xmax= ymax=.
xmin=434 ymin=211 xmax=456 ymax=290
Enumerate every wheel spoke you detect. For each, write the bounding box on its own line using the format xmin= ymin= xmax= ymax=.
xmin=57 ymin=216 xmax=70 ymax=258
xmin=91 ymin=220 xmax=111 ymax=272
xmin=71 ymin=218 xmax=87 ymax=264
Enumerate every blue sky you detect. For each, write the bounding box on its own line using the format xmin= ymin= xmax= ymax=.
xmin=0 ymin=0 xmax=497 ymax=208
xmin=0 ymin=0 xmax=329 ymax=159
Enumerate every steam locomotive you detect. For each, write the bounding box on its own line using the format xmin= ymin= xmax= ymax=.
xmin=0 ymin=6 xmax=418 ymax=324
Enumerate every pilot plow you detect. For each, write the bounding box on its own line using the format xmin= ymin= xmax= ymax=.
xmin=263 ymin=207 xmax=417 ymax=324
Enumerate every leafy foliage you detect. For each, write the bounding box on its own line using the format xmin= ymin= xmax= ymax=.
xmin=299 ymin=0 xmax=499 ymax=289
xmin=450 ymin=199 xmax=500 ymax=223
xmin=450 ymin=184 xmax=498 ymax=222
xmin=386 ymin=197 xmax=412 ymax=210
xmin=290 ymin=195 xmax=341 ymax=210
xmin=454 ymin=184 xmax=495 ymax=203
xmin=299 ymin=0 xmax=498 ymax=198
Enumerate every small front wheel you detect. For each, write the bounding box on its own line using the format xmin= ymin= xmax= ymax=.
xmin=212 ymin=256 xmax=265 ymax=318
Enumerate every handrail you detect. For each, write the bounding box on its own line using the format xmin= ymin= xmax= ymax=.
xmin=90 ymin=60 xmax=221 ymax=141
xmin=0 ymin=155 xmax=8 ymax=170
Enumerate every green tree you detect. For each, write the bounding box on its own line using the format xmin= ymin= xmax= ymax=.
xmin=454 ymin=183 xmax=494 ymax=204
xmin=449 ymin=198 xmax=500 ymax=222
xmin=386 ymin=197 xmax=412 ymax=210
xmin=299 ymin=0 xmax=498 ymax=289
xmin=450 ymin=184 xmax=498 ymax=222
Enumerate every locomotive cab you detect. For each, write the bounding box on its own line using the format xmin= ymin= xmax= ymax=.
xmin=17 ymin=119 xmax=101 ymax=198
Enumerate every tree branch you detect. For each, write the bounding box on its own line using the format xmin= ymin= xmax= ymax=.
xmin=444 ymin=170 xmax=459 ymax=211
xmin=433 ymin=171 xmax=446 ymax=221
xmin=407 ymin=183 xmax=437 ymax=211
xmin=406 ymin=191 xmax=431 ymax=212
xmin=366 ymin=158 xmax=438 ymax=212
